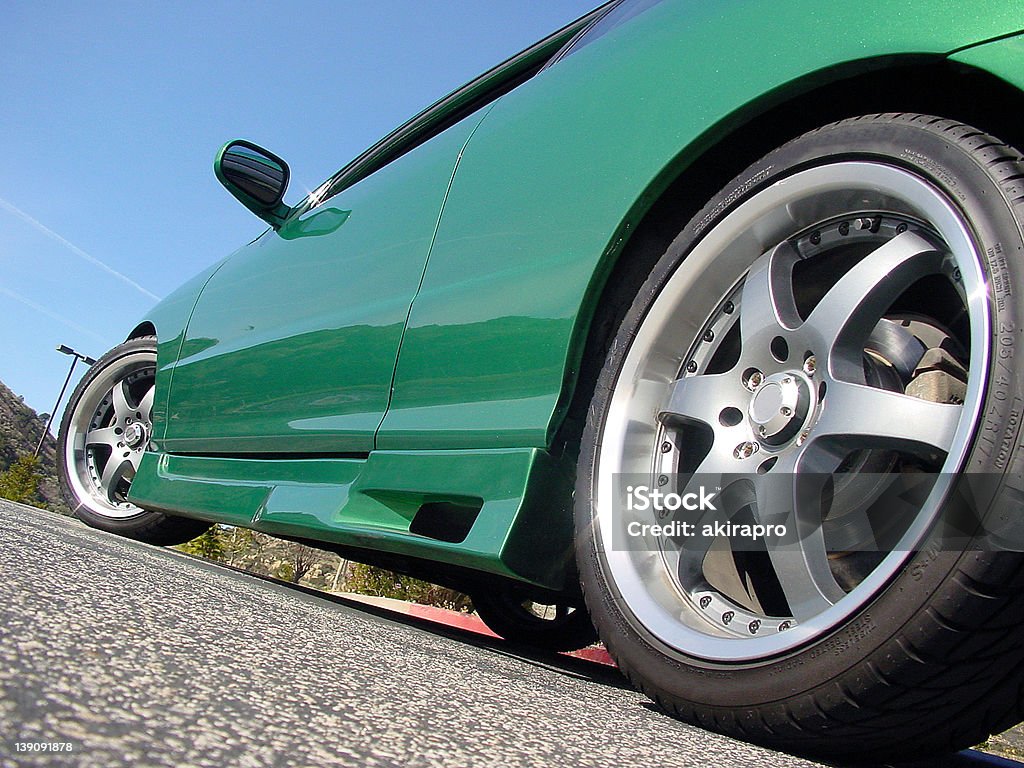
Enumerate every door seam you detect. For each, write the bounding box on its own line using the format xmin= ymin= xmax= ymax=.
xmin=371 ymin=103 xmax=498 ymax=448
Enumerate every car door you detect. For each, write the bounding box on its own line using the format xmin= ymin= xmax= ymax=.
xmin=376 ymin=2 xmax=674 ymax=451
xmin=159 ymin=112 xmax=485 ymax=455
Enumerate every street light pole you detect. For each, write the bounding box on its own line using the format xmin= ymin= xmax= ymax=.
xmin=34 ymin=345 xmax=97 ymax=459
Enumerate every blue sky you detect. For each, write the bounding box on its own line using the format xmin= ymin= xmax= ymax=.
xmin=1 ymin=1 xmax=596 ymax=417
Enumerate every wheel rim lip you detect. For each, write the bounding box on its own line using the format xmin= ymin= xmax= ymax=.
xmin=64 ymin=351 xmax=155 ymax=520
xmin=594 ymin=162 xmax=990 ymax=663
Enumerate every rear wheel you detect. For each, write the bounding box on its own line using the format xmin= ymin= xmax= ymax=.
xmin=57 ymin=336 xmax=209 ymax=545
xmin=576 ymin=115 xmax=1024 ymax=759
xmin=471 ymin=582 xmax=597 ymax=652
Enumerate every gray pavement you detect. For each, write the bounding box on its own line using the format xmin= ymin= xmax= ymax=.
xmin=0 ymin=501 xmax=1012 ymax=768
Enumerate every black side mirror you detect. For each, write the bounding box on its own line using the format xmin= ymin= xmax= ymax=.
xmin=214 ymin=140 xmax=291 ymax=229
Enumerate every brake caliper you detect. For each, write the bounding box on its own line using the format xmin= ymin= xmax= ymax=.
xmin=905 ymin=346 xmax=968 ymax=405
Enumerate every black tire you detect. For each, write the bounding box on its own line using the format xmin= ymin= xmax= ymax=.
xmin=57 ymin=336 xmax=210 ymax=546
xmin=575 ymin=114 xmax=1024 ymax=760
xmin=471 ymin=582 xmax=598 ymax=652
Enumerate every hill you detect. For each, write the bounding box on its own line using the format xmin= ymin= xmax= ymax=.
xmin=0 ymin=379 xmax=67 ymax=514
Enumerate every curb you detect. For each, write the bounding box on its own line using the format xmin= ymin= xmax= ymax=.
xmin=335 ymin=591 xmax=617 ymax=666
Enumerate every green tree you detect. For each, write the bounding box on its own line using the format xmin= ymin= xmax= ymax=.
xmin=175 ymin=523 xmax=469 ymax=610
xmin=344 ymin=562 xmax=472 ymax=612
xmin=0 ymin=454 xmax=41 ymax=504
xmin=178 ymin=526 xmax=226 ymax=561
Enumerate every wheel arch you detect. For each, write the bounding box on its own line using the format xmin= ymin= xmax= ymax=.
xmin=551 ymin=52 xmax=1024 ymax=457
xmin=126 ymin=321 xmax=156 ymax=341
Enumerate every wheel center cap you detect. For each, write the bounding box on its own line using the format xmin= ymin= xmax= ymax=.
xmin=750 ymin=382 xmax=785 ymax=423
xmin=124 ymin=423 xmax=147 ymax=449
xmin=748 ymin=372 xmax=807 ymax=443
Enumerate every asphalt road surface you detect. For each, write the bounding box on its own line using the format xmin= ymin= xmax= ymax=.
xmin=0 ymin=502 xmax=1017 ymax=768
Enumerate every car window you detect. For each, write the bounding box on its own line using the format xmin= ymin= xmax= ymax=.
xmin=550 ymin=0 xmax=666 ymax=65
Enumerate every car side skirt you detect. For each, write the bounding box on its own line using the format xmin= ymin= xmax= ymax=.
xmin=127 ymin=447 xmax=575 ymax=591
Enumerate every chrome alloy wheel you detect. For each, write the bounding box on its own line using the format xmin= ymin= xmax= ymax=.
xmin=64 ymin=351 xmax=156 ymax=519
xmin=596 ymin=162 xmax=988 ymax=662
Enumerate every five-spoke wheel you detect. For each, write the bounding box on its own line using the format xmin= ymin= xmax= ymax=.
xmin=575 ymin=114 xmax=1024 ymax=759
xmin=65 ymin=354 xmax=155 ymax=516
xmin=57 ymin=336 xmax=209 ymax=544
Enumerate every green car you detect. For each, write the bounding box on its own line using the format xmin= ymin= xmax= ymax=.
xmin=55 ymin=0 xmax=1024 ymax=759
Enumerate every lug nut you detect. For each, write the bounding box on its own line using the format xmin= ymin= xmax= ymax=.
xmin=803 ymin=355 xmax=817 ymax=376
xmin=734 ymin=441 xmax=759 ymax=459
xmin=745 ymin=370 xmax=764 ymax=391
xmin=854 ymin=217 xmax=874 ymax=231
xmin=780 ymin=406 xmax=793 ymax=417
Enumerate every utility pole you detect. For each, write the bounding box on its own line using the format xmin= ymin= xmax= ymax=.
xmin=332 ymin=558 xmax=349 ymax=592
xmin=34 ymin=345 xmax=97 ymax=459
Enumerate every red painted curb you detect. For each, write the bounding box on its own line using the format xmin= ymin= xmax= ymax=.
xmin=338 ymin=592 xmax=616 ymax=667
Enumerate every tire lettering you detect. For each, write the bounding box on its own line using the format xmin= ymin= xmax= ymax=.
xmin=987 ymin=243 xmax=1012 ymax=313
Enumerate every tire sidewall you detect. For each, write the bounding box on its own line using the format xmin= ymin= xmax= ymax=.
xmin=576 ymin=115 xmax=1024 ymax=707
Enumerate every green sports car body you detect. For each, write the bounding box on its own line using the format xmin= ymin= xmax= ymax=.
xmin=129 ymin=0 xmax=1024 ymax=588
xmin=57 ymin=0 xmax=1024 ymax=758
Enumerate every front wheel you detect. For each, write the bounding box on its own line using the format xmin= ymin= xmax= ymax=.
xmin=576 ymin=115 xmax=1024 ymax=759
xmin=57 ymin=336 xmax=209 ymax=545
